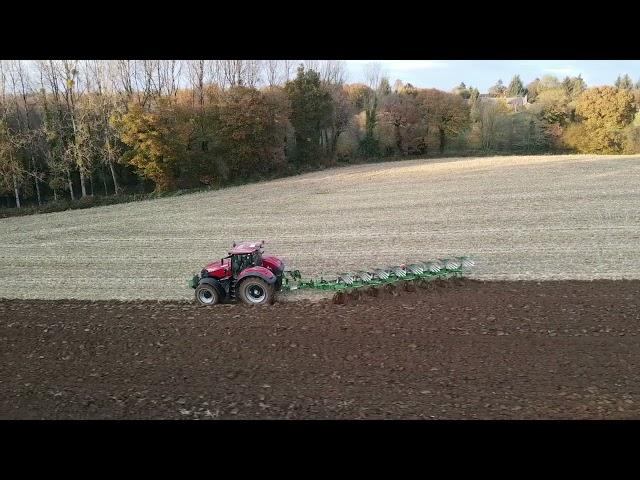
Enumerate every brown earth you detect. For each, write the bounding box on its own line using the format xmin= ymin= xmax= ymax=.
xmin=1 ymin=279 xmax=639 ymax=420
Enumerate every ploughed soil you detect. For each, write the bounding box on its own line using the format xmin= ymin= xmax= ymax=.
xmin=1 ymin=279 xmax=639 ymax=420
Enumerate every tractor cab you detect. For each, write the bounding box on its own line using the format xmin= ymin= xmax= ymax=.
xmin=229 ymin=241 xmax=264 ymax=277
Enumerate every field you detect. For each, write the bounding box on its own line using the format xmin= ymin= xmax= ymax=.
xmin=2 ymin=154 xmax=640 ymax=420
xmin=1 ymin=154 xmax=640 ymax=301
xmin=2 ymin=279 xmax=639 ymax=419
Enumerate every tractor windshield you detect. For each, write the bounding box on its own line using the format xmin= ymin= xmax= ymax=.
xmin=232 ymin=251 xmax=261 ymax=276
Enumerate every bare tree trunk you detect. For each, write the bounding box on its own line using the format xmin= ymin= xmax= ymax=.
xmin=439 ymin=127 xmax=446 ymax=154
xmin=34 ymin=174 xmax=42 ymax=206
xmin=89 ymin=173 xmax=94 ymax=196
xmin=109 ymin=161 xmax=119 ymax=194
xmin=79 ymin=170 xmax=87 ymax=197
xmin=31 ymin=157 xmax=42 ymax=206
xmin=102 ymin=168 xmax=109 ymax=195
xmin=67 ymin=170 xmax=75 ymax=201
xmin=13 ymin=175 xmax=20 ymax=208
xmin=53 ymin=189 xmax=58 ymax=202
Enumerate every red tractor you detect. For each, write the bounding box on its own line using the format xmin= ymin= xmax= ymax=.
xmin=189 ymin=241 xmax=285 ymax=306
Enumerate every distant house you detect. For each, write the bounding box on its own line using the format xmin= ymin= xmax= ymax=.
xmin=477 ymin=93 xmax=529 ymax=112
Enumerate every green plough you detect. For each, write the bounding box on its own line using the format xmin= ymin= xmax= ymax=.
xmin=281 ymin=256 xmax=474 ymax=303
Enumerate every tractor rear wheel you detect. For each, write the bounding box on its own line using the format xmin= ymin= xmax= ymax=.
xmin=195 ymin=284 xmax=220 ymax=306
xmin=238 ymin=277 xmax=274 ymax=306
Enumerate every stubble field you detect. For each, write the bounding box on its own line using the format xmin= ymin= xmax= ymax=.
xmin=1 ymin=154 xmax=640 ymax=301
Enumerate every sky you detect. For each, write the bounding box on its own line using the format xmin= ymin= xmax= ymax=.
xmin=344 ymin=60 xmax=640 ymax=92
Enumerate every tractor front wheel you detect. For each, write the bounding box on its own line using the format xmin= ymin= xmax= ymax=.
xmin=195 ymin=284 xmax=220 ymax=306
xmin=238 ymin=277 xmax=274 ymax=306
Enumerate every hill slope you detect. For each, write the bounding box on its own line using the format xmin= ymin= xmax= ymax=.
xmin=2 ymin=154 xmax=639 ymax=300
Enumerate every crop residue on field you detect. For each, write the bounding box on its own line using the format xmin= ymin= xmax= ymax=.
xmin=1 ymin=154 xmax=639 ymax=301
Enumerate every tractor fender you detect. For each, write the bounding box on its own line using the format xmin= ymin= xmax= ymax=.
xmin=237 ymin=266 xmax=277 ymax=285
xmin=198 ymin=277 xmax=226 ymax=298
xmin=262 ymin=255 xmax=285 ymax=276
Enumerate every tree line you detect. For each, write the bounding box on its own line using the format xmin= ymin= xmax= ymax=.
xmin=1 ymin=60 xmax=639 ymax=210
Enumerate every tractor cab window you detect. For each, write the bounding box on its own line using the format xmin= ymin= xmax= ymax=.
xmin=232 ymin=251 xmax=263 ymax=275
xmin=232 ymin=254 xmax=253 ymax=275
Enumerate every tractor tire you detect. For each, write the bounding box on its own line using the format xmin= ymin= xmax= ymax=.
xmin=195 ymin=284 xmax=220 ymax=306
xmin=238 ymin=277 xmax=274 ymax=306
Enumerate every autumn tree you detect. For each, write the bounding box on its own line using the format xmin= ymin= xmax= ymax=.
xmin=214 ymin=86 xmax=289 ymax=178
xmin=567 ymin=86 xmax=636 ymax=153
xmin=418 ymin=89 xmax=470 ymax=153
xmin=530 ymin=87 xmax=572 ymax=126
xmin=113 ymin=102 xmax=183 ymax=191
xmin=378 ymin=91 xmax=421 ymax=154
xmin=527 ymin=75 xmax=565 ymax=102
xmin=344 ymin=84 xmax=372 ymax=111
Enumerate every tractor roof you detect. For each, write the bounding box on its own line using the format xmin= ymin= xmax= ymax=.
xmin=229 ymin=241 xmax=264 ymax=255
